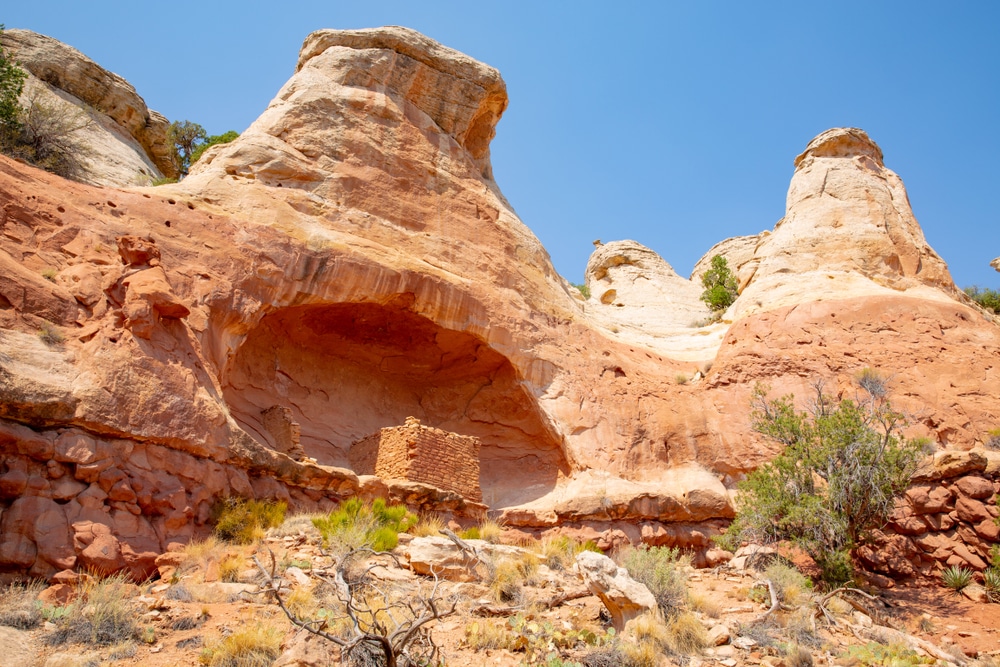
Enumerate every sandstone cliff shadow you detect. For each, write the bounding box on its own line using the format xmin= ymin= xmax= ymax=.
xmin=221 ymin=302 xmax=568 ymax=508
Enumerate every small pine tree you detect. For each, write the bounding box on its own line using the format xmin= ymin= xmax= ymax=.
xmin=700 ymin=255 xmax=738 ymax=312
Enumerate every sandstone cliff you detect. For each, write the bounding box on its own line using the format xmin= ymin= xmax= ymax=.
xmin=1 ymin=28 xmax=998 ymax=580
xmin=0 ymin=29 xmax=176 ymax=186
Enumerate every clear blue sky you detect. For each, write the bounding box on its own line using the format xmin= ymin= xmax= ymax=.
xmin=6 ymin=2 xmax=999 ymax=288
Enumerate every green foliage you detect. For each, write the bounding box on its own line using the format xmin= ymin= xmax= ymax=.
xmin=571 ymin=282 xmax=591 ymax=299
xmin=941 ymin=565 xmax=973 ymax=592
xmin=459 ymin=526 xmax=481 ymax=540
xmin=169 ymin=121 xmax=238 ymax=175
xmin=311 ymin=497 xmax=416 ymax=553
xmin=699 ymin=255 xmax=738 ymax=312
xmin=190 ymin=129 xmax=239 ymax=165
xmin=718 ymin=377 xmax=925 ymax=585
xmin=982 ymin=567 xmax=1000 ymax=603
xmin=844 ymin=642 xmax=935 ymax=667
xmin=0 ymin=25 xmax=26 ymax=138
xmin=619 ymin=545 xmax=689 ymax=618
xmin=964 ymin=286 xmax=1000 ymax=314
xmin=987 ymin=429 xmax=1000 ymax=450
xmin=213 ymin=496 xmax=287 ymax=544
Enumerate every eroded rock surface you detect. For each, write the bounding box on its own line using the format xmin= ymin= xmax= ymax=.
xmin=1 ymin=28 xmax=998 ymax=581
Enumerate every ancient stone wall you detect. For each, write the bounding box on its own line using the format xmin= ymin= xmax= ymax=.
xmin=261 ymin=405 xmax=305 ymax=461
xmin=858 ymin=449 xmax=1000 ymax=579
xmin=349 ymin=418 xmax=482 ymax=503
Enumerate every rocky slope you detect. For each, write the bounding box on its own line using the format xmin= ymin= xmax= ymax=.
xmin=0 ymin=27 xmax=998 ymax=581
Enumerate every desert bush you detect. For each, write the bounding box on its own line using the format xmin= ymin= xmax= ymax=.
xmin=199 ymin=623 xmax=283 ymax=667
xmin=986 ymin=428 xmax=1000 ymax=450
xmin=213 ymin=497 xmax=287 ymax=544
xmin=458 ymin=526 xmax=481 ymax=540
xmin=618 ymin=545 xmax=689 ymax=618
xmin=941 ymin=565 xmax=973 ymax=592
xmin=3 ymin=91 xmax=95 ymax=179
xmin=571 ymin=283 xmax=591 ymax=299
xmin=0 ymin=580 xmax=44 ymax=629
xmin=312 ymin=497 xmax=416 ymax=554
xmin=464 ymin=618 xmax=514 ymax=651
xmin=844 ymin=641 xmax=935 ymax=667
xmin=688 ymin=591 xmax=721 ymax=618
xmin=700 ymin=255 xmax=738 ymax=312
xmin=764 ymin=562 xmax=813 ymax=606
xmin=0 ymin=25 xmax=26 ymax=139
xmin=718 ymin=377 xmax=925 ymax=585
xmin=47 ymin=573 xmax=140 ymax=647
xmin=38 ymin=321 xmax=64 ymax=345
xmin=537 ymin=535 xmax=600 ymax=571
xmin=478 ymin=516 xmax=505 ymax=543
xmin=169 ymin=121 xmax=238 ymax=175
xmin=964 ymin=286 xmax=1000 ymax=314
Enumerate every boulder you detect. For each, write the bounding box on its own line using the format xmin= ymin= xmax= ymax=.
xmin=574 ymin=550 xmax=656 ymax=631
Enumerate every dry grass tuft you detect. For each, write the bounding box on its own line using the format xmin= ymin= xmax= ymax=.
xmin=47 ymin=573 xmax=141 ymax=647
xmin=199 ymin=624 xmax=283 ymax=667
xmin=664 ymin=610 xmax=707 ymax=655
xmin=489 ymin=552 xmax=540 ymax=604
xmin=409 ymin=513 xmax=445 ymax=537
xmin=464 ymin=619 xmax=513 ymax=650
xmin=689 ymin=591 xmax=722 ymax=618
xmin=0 ymin=580 xmax=45 ymax=629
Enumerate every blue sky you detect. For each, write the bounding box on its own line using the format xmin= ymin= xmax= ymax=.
xmin=5 ymin=2 xmax=998 ymax=287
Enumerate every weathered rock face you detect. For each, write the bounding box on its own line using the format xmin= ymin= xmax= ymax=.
xmin=0 ymin=29 xmax=176 ymax=185
xmin=581 ymin=240 xmax=722 ymax=360
xmin=734 ymin=128 xmax=957 ymax=319
xmin=1 ymin=28 xmax=998 ymax=580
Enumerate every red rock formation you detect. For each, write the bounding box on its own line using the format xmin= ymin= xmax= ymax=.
xmin=0 ymin=29 xmax=998 ymax=580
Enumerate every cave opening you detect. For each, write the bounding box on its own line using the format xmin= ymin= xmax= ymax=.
xmin=222 ymin=301 xmax=568 ymax=507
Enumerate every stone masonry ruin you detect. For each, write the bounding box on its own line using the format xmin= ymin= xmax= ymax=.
xmin=349 ymin=417 xmax=483 ymax=503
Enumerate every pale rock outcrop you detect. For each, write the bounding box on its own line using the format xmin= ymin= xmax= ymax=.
xmin=582 ymin=240 xmax=722 ymax=360
xmin=575 ymin=550 xmax=656 ymax=630
xmin=733 ymin=128 xmax=957 ymax=319
xmin=0 ymin=29 xmax=175 ymax=185
xmin=992 ymin=257 xmax=1000 ymax=273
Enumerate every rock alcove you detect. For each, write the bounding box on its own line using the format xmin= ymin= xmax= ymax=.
xmin=222 ymin=301 xmax=569 ymax=507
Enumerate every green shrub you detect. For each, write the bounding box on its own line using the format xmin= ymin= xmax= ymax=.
xmin=718 ymin=377 xmax=925 ymax=585
xmin=941 ymin=565 xmax=973 ymax=592
xmin=571 ymin=283 xmax=591 ymax=299
xmin=0 ymin=25 xmax=26 ymax=140
xmin=844 ymin=641 xmax=935 ymax=667
xmin=190 ymin=130 xmax=239 ymax=165
xmin=699 ymin=255 xmax=738 ymax=312
xmin=38 ymin=321 xmax=65 ymax=346
xmin=964 ymin=286 xmax=1000 ymax=314
xmin=312 ymin=497 xmax=416 ymax=553
xmin=213 ymin=497 xmax=287 ymax=544
xmin=619 ymin=545 xmax=689 ymax=618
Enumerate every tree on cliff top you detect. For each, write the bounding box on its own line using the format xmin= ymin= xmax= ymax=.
xmin=718 ymin=371 xmax=926 ymax=585
xmin=700 ymin=255 xmax=738 ymax=312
